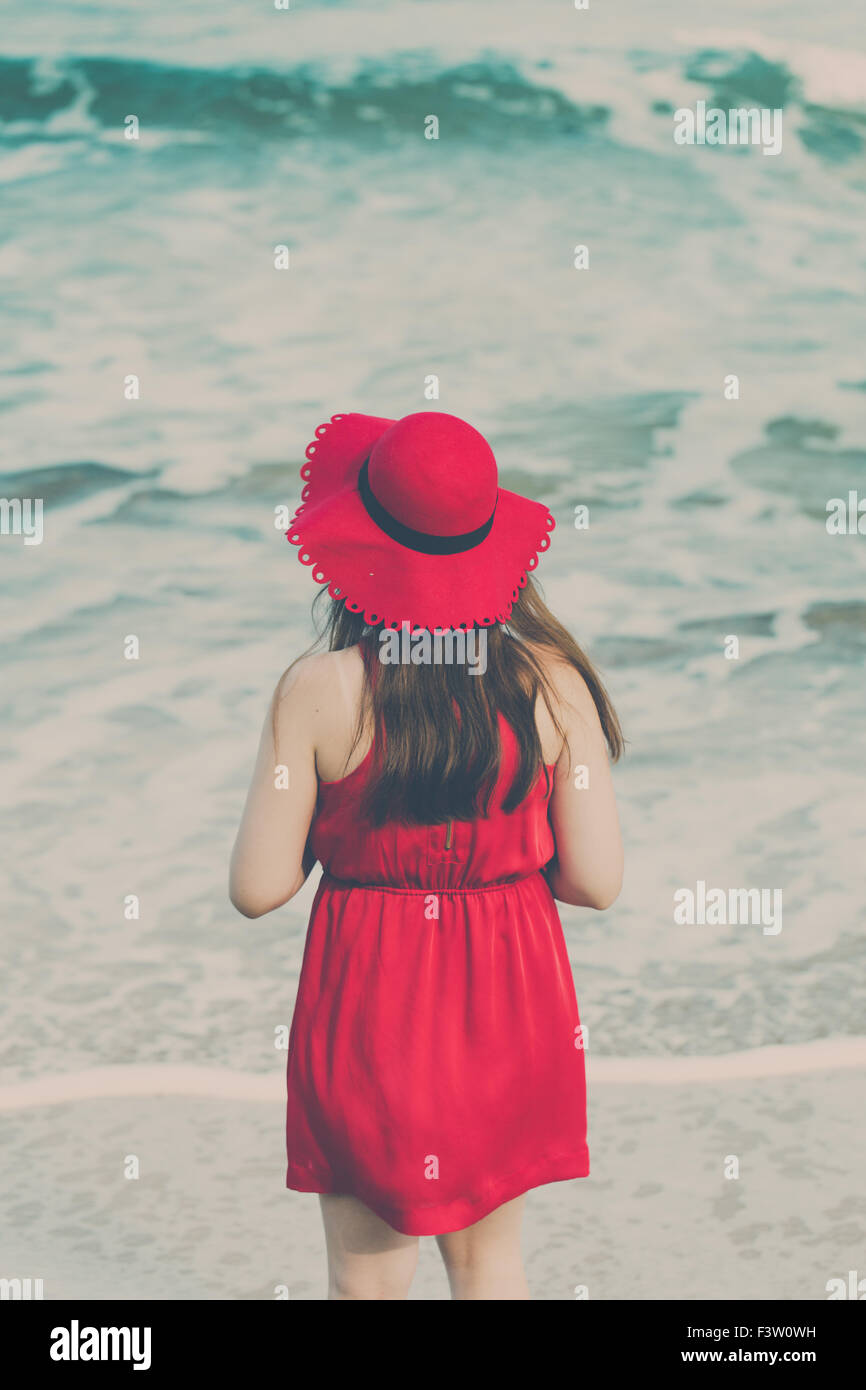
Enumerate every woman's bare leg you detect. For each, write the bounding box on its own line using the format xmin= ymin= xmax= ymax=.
xmin=436 ymin=1194 xmax=530 ymax=1300
xmin=319 ymin=1194 xmax=419 ymax=1300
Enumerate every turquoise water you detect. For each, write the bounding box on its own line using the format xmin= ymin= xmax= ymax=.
xmin=1 ymin=0 xmax=865 ymax=1076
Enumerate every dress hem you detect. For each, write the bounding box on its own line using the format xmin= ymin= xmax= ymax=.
xmin=285 ymin=1149 xmax=590 ymax=1236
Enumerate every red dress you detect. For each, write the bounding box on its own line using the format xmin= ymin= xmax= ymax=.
xmin=285 ymin=713 xmax=589 ymax=1236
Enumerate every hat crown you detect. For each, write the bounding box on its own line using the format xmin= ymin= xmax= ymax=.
xmin=367 ymin=412 xmax=498 ymax=537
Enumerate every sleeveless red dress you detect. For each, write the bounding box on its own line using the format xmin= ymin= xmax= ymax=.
xmin=285 ymin=713 xmax=590 ymax=1236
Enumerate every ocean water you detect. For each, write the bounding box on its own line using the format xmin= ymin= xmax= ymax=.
xmin=1 ymin=0 xmax=865 ymax=1087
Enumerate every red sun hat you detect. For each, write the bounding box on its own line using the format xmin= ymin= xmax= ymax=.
xmin=286 ymin=411 xmax=556 ymax=630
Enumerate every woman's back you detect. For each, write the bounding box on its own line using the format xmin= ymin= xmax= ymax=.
xmin=229 ymin=636 xmax=621 ymax=918
xmin=311 ymin=642 xmax=564 ymax=783
xmin=312 ymin=701 xmax=557 ymax=891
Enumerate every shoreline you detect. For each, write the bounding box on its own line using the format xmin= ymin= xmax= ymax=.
xmin=1 ymin=1037 xmax=864 ymax=1111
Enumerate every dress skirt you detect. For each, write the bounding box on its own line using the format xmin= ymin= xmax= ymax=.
xmin=285 ymin=867 xmax=589 ymax=1236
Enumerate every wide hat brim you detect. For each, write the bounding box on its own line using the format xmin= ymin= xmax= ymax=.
xmin=286 ymin=412 xmax=556 ymax=630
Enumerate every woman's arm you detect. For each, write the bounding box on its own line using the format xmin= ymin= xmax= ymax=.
xmin=229 ymin=657 xmax=321 ymax=918
xmin=544 ymin=660 xmax=623 ymax=910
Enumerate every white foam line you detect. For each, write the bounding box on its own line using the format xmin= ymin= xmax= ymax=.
xmin=0 ymin=1039 xmax=863 ymax=1111
xmin=0 ymin=1066 xmax=280 ymax=1111
xmin=586 ymin=1038 xmax=866 ymax=1084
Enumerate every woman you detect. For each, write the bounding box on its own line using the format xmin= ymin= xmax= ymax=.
xmin=230 ymin=410 xmax=624 ymax=1300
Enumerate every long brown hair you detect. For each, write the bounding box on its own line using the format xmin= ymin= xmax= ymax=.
xmin=280 ymin=575 xmax=623 ymax=827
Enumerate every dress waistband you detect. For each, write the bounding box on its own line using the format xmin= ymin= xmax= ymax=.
xmin=320 ymin=868 xmax=545 ymax=896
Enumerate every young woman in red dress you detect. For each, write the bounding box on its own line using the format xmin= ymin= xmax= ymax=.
xmin=230 ymin=411 xmax=624 ymax=1300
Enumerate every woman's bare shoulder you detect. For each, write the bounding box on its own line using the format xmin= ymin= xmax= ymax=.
xmin=272 ymin=645 xmax=368 ymax=780
xmin=274 ymin=644 xmax=363 ymax=702
xmin=520 ymin=640 xmax=595 ymax=713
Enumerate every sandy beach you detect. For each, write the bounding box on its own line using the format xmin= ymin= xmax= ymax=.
xmin=2 ymin=1050 xmax=862 ymax=1301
